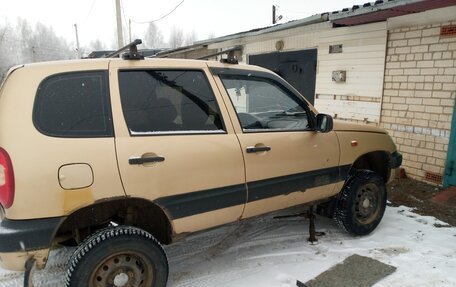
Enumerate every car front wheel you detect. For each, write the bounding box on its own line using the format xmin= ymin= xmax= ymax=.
xmin=334 ymin=170 xmax=387 ymax=236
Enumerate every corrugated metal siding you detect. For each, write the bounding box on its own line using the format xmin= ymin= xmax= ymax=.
xmin=207 ymin=22 xmax=332 ymax=58
xmin=315 ymin=22 xmax=387 ymax=123
xmin=206 ymin=22 xmax=387 ymax=123
xmin=244 ymin=29 xmax=322 ymax=56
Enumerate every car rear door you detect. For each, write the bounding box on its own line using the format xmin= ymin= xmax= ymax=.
xmin=211 ymin=66 xmax=342 ymax=219
xmin=109 ymin=60 xmax=246 ymax=234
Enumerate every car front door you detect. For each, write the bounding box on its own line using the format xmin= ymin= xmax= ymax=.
xmin=212 ymin=67 xmax=341 ymax=219
xmin=109 ymin=61 xmax=246 ymax=234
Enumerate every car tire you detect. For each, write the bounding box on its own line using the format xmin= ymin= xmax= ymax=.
xmin=334 ymin=170 xmax=387 ymax=236
xmin=65 ymin=225 xmax=168 ymax=287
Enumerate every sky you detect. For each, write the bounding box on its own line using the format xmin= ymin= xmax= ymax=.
xmin=0 ymin=0 xmax=360 ymax=50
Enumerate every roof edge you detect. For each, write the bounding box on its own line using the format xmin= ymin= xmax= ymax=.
xmin=328 ymin=0 xmax=425 ymax=21
xmin=194 ymin=13 xmax=328 ymax=46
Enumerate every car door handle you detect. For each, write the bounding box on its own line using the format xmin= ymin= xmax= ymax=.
xmin=246 ymin=146 xmax=271 ymax=153
xmin=129 ymin=156 xmax=165 ymax=165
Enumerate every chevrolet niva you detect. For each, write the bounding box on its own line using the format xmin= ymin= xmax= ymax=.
xmin=0 ymin=43 xmax=401 ymax=287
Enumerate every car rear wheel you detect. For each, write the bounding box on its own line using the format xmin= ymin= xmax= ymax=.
xmin=334 ymin=170 xmax=387 ymax=236
xmin=65 ymin=226 xmax=168 ymax=287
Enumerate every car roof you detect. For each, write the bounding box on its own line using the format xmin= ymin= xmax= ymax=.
xmin=21 ymin=57 xmax=272 ymax=73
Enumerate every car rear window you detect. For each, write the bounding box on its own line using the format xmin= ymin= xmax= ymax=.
xmin=33 ymin=71 xmax=113 ymax=137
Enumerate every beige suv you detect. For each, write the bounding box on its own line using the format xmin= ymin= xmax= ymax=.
xmin=0 ymin=45 xmax=401 ymax=287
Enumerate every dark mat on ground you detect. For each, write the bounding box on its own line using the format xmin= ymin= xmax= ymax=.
xmin=298 ymin=254 xmax=396 ymax=287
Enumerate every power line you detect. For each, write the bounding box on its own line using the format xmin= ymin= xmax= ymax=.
xmin=131 ymin=0 xmax=185 ymax=24
xmin=120 ymin=0 xmax=128 ymax=22
xmin=120 ymin=0 xmax=130 ymax=43
xmin=120 ymin=0 xmax=129 ymax=30
xmin=84 ymin=0 xmax=98 ymax=22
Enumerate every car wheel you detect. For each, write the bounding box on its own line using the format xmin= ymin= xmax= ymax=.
xmin=65 ymin=226 xmax=168 ymax=287
xmin=334 ymin=170 xmax=387 ymax=236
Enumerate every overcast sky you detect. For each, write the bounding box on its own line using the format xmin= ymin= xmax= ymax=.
xmin=0 ymin=0 xmax=359 ymax=49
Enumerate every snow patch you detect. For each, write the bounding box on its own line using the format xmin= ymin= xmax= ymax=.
xmin=0 ymin=206 xmax=454 ymax=286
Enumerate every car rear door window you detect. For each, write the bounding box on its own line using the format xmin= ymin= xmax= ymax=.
xmin=118 ymin=70 xmax=224 ymax=135
xmin=33 ymin=71 xmax=113 ymax=137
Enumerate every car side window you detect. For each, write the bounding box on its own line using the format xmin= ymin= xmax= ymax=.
xmin=119 ymin=70 xmax=225 ymax=135
xmin=33 ymin=71 xmax=113 ymax=137
xmin=219 ymin=75 xmax=310 ymax=132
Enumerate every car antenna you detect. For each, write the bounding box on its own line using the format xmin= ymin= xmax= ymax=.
xmin=104 ymin=39 xmax=144 ymax=60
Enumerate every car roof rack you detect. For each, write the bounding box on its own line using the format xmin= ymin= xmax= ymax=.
xmin=197 ymin=46 xmax=242 ymax=64
xmin=104 ymin=39 xmax=144 ymax=60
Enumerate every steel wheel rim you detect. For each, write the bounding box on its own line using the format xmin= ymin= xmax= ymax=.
xmin=353 ymin=182 xmax=381 ymax=224
xmin=90 ymin=251 xmax=154 ymax=287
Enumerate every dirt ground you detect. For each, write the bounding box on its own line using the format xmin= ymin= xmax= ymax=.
xmin=388 ymin=177 xmax=456 ymax=226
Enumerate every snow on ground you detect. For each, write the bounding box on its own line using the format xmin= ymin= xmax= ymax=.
xmin=0 ymin=205 xmax=455 ymax=287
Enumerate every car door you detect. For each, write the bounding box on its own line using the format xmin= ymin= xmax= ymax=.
xmin=109 ymin=60 xmax=246 ymax=234
xmin=211 ymin=67 xmax=341 ymax=219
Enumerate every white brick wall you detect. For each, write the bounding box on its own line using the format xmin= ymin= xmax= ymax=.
xmin=381 ymin=22 xmax=456 ymax=184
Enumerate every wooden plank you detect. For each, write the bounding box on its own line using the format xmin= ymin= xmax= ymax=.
xmin=317 ymin=57 xmax=385 ymax=67
xmin=318 ymin=30 xmax=386 ymax=43
xmin=319 ymin=51 xmax=386 ymax=61
xmin=319 ymin=44 xmax=386 ymax=54
xmin=317 ymin=70 xmax=385 ymax=79
xmin=316 ymin=99 xmax=380 ymax=113
xmin=315 ymin=99 xmax=381 ymax=122
xmin=319 ymin=22 xmax=386 ymax=39
xmin=317 ymin=66 xmax=385 ymax=73
xmin=315 ymin=89 xmax=383 ymax=98
xmin=320 ymin=40 xmax=386 ymax=52
xmin=315 ymin=80 xmax=384 ymax=90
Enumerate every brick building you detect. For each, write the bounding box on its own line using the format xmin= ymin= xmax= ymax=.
xmin=382 ymin=18 xmax=455 ymax=184
xmin=158 ymin=0 xmax=456 ymax=187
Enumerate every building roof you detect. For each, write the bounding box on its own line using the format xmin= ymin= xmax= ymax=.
xmin=156 ymin=0 xmax=455 ymax=57
xmin=329 ymin=0 xmax=456 ymax=26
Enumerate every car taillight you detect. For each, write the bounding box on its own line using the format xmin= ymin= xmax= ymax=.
xmin=0 ymin=147 xmax=14 ymax=208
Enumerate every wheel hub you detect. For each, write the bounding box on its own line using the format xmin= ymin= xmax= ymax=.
xmin=362 ymin=198 xmax=370 ymax=209
xmin=114 ymin=272 xmax=129 ymax=286
xmin=354 ymin=183 xmax=380 ymax=224
xmin=92 ymin=253 xmax=152 ymax=287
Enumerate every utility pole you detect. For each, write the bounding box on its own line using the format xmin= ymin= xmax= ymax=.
xmin=272 ymin=5 xmax=282 ymax=24
xmin=115 ymin=0 xmax=124 ymax=49
xmin=74 ymin=24 xmax=81 ymax=59
xmin=272 ymin=5 xmax=276 ymax=24
xmin=129 ymin=19 xmax=132 ymax=43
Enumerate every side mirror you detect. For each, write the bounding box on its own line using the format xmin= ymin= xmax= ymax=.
xmin=316 ymin=114 xmax=333 ymax=133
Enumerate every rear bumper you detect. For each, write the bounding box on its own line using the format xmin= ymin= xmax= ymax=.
xmin=0 ymin=216 xmax=64 ymax=270
xmin=0 ymin=249 xmax=49 ymax=271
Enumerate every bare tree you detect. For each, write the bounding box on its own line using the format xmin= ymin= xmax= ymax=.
xmin=31 ymin=23 xmax=74 ymax=62
xmin=169 ymin=26 xmax=184 ymax=49
xmin=0 ymin=23 xmax=13 ymax=79
xmin=17 ymin=19 xmax=34 ymax=63
xmin=184 ymin=30 xmax=197 ymax=46
xmin=16 ymin=19 xmax=73 ymax=63
xmin=144 ymin=23 xmax=164 ymax=48
xmin=89 ymin=39 xmax=106 ymax=51
xmin=0 ymin=19 xmax=74 ymax=79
